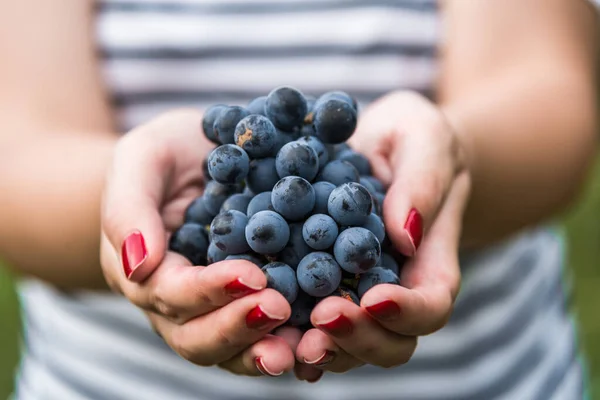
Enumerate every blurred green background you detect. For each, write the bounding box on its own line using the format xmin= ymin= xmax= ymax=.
xmin=1 ymin=161 xmax=600 ymax=399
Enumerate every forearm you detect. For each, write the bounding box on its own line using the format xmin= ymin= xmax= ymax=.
xmin=0 ymin=131 xmax=117 ymax=290
xmin=441 ymin=68 xmax=598 ymax=247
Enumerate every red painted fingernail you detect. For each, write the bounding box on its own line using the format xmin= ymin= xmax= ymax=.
xmin=304 ymin=350 xmax=336 ymax=366
xmin=121 ymin=231 xmax=147 ymax=280
xmin=404 ymin=208 xmax=423 ymax=254
xmin=246 ymin=306 xmax=284 ymax=330
xmin=255 ymin=357 xmax=283 ymax=377
xmin=366 ymin=300 xmax=401 ymax=321
xmin=224 ymin=278 xmax=261 ymax=298
xmin=317 ymin=315 xmax=353 ymax=337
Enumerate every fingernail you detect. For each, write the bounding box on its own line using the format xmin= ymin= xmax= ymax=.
xmin=246 ymin=306 xmax=285 ymax=330
xmin=255 ymin=357 xmax=283 ymax=377
xmin=404 ymin=208 xmax=423 ymax=255
xmin=304 ymin=350 xmax=336 ymax=367
xmin=365 ymin=300 xmax=401 ymax=321
xmin=316 ymin=315 xmax=353 ymax=337
xmin=122 ymin=231 xmax=147 ymax=280
xmin=224 ymin=278 xmax=261 ymax=298
xmin=306 ymin=370 xmax=324 ymax=383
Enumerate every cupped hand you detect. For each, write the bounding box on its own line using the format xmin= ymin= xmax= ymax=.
xmin=295 ymin=91 xmax=471 ymax=378
xmin=100 ymin=110 xmax=296 ymax=377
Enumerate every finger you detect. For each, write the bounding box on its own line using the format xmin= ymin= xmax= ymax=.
xmin=311 ymin=297 xmax=417 ymax=369
xmin=361 ymin=173 xmax=471 ymax=335
xmin=117 ymin=254 xmax=267 ymax=324
xmin=272 ymin=327 xmax=323 ymax=382
xmin=102 ymin=110 xmax=206 ymax=283
xmin=148 ymin=288 xmax=291 ymax=366
xmin=218 ymin=334 xmax=295 ymax=377
xmin=296 ymin=328 xmax=364 ymax=374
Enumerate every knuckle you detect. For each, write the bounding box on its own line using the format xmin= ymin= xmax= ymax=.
xmin=151 ymin=284 xmax=181 ymax=321
xmin=214 ymin=324 xmax=246 ymax=350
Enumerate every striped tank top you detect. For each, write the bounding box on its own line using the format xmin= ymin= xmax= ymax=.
xmin=14 ymin=1 xmax=591 ymax=399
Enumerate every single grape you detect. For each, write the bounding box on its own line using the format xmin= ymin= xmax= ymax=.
xmin=358 ymin=176 xmax=377 ymax=195
xmin=297 ymin=252 xmax=342 ymax=297
xmin=234 ymin=114 xmax=278 ymax=158
xmin=333 ymin=227 xmax=381 ymax=274
xmin=336 ymin=149 xmax=371 ymax=175
xmin=311 ymin=181 xmax=336 ymax=215
xmin=207 ymin=241 xmax=227 ymax=264
xmin=376 ymin=253 xmax=401 ymax=275
xmin=262 ymin=262 xmax=299 ymax=304
xmin=295 ymin=136 xmax=329 ymax=168
xmin=327 ymin=182 xmax=373 ymax=226
xmin=203 ymin=181 xmax=240 ymax=215
xmin=209 ymin=210 xmax=250 ymax=255
xmin=207 ymin=144 xmax=250 ymax=184
xmin=361 ymin=213 xmax=385 ymax=243
xmin=278 ymin=222 xmax=311 ymax=270
xmin=357 ymin=267 xmax=400 ymax=298
xmin=246 ymin=157 xmax=279 ymax=194
xmin=220 ymin=193 xmax=252 ymax=214
xmin=245 ymin=210 xmax=290 ymax=254
xmin=315 ymin=90 xmax=358 ymax=111
xmin=360 ymin=175 xmax=385 ymax=193
xmin=316 ymin=160 xmax=359 ymax=187
xmin=246 ymin=96 xmax=268 ymax=116
xmin=246 ymin=191 xmax=274 ymax=218
xmin=313 ymin=99 xmax=357 ymax=144
xmin=202 ymin=104 xmax=227 ymax=144
xmin=169 ymin=223 xmax=208 ymax=265
xmin=288 ymin=291 xmax=315 ymax=326
xmin=225 ymin=253 xmax=264 ymax=267
xmin=302 ymin=214 xmax=339 ymax=250
xmin=184 ymin=196 xmax=213 ymax=225
xmin=271 ymin=176 xmax=315 ymax=221
xmin=275 ymin=141 xmax=319 ymax=181
xmin=213 ymin=106 xmax=250 ymax=144
xmin=372 ymin=191 xmax=385 ymax=217
xmin=265 ymin=86 xmax=308 ymax=131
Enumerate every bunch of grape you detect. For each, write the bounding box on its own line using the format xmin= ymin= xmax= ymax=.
xmin=169 ymin=87 xmax=405 ymax=329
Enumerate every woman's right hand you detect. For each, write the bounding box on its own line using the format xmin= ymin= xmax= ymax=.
xmin=99 ymin=110 xmax=295 ymax=377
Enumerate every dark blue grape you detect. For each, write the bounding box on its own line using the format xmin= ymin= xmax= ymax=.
xmin=372 ymin=191 xmax=385 ymax=217
xmin=202 ymin=104 xmax=227 ymax=144
xmin=327 ymin=182 xmax=373 ymax=226
xmin=246 ymin=191 xmax=274 ymax=218
xmin=376 ymin=253 xmax=401 ymax=275
xmin=213 ymin=106 xmax=250 ymax=144
xmin=226 ymin=253 xmax=264 ymax=267
xmin=245 ymin=210 xmax=290 ymax=254
xmin=207 ymin=241 xmax=227 ymax=264
xmin=203 ymin=181 xmax=240 ymax=215
xmin=265 ymin=86 xmax=308 ymax=131
xmin=313 ymin=99 xmax=357 ymax=144
xmin=234 ymin=115 xmax=278 ymax=158
xmin=243 ymin=185 xmax=255 ymax=197
xmin=296 ymin=136 xmax=329 ymax=168
xmin=169 ymin=223 xmax=208 ymax=265
xmin=329 ymin=286 xmax=360 ymax=305
xmin=246 ymin=96 xmax=267 ymax=116
xmin=220 ymin=193 xmax=252 ymax=214
xmin=315 ymin=91 xmax=357 ymax=111
xmin=357 ymin=267 xmax=400 ymax=298
xmin=358 ymin=176 xmax=377 ymax=195
xmin=312 ymin=181 xmax=336 ymax=215
xmin=246 ymin=157 xmax=279 ymax=194
xmin=302 ymin=214 xmax=339 ymax=250
xmin=209 ymin=210 xmax=249 ymax=255
xmin=333 ymin=227 xmax=381 ymax=274
xmin=361 ymin=213 xmax=385 ymax=243
xmin=184 ymin=196 xmax=213 ymax=225
xmin=262 ymin=262 xmax=299 ymax=304
xmin=207 ymin=144 xmax=250 ymax=184
xmin=337 ymin=149 xmax=371 ymax=175
xmin=278 ymin=222 xmax=311 ymax=270
xmin=360 ymin=176 xmax=385 ymax=193
xmin=272 ymin=129 xmax=300 ymax=153
xmin=271 ymin=176 xmax=315 ymax=221
xmin=317 ymin=160 xmax=359 ymax=187
xmin=275 ymin=141 xmax=319 ymax=181
xmin=288 ymin=291 xmax=315 ymax=326
xmin=297 ymin=252 xmax=342 ymax=297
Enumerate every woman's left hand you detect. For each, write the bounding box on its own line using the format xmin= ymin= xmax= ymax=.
xmin=293 ymin=91 xmax=471 ymax=380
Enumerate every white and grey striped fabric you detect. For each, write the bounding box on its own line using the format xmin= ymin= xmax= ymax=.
xmin=13 ymin=1 xmax=590 ymax=399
